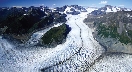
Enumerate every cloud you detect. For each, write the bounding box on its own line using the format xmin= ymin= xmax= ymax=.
xmin=99 ymin=1 xmax=108 ymax=4
xmin=53 ymin=4 xmax=56 ymax=5
xmin=12 ymin=6 xmax=22 ymax=8
xmin=92 ymin=4 xmax=95 ymax=5
xmin=39 ymin=4 xmax=45 ymax=6
xmin=33 ymin=4 xmax=44 ymax=6
xmin=80 ymin=5 xmax=87 ymax=7
xmin=91 ymin=4 xmax=96 ymax=7
xmin=119 ymin=5 xmax=125 ymax=7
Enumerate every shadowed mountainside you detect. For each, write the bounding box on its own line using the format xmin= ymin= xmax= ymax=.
xmin=0 ymin=7 xmax=67 ymax=42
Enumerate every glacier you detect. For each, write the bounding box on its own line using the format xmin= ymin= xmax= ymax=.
xmin=0 ymin=8 xmax=132 ymax=72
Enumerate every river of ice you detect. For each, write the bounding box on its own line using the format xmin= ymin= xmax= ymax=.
xmin=0 ymin=11 xmax=132 ymax=72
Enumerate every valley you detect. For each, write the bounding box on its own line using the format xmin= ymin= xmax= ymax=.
xmin=0 ymin=4 xmax=132 ymax=72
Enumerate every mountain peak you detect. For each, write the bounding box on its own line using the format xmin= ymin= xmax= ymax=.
xmin=105 ymin=5 xmax=113 ymax=7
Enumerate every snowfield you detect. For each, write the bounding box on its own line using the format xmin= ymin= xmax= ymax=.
xmin=0 ymin=11 xmax=132 ymax=72
xmin=40 ymin=13 xmax=105 ymax=72
xmin=88 ymin=53 xmax=132 ymax=72
xmin=86 ymin=7 xmax=98 ymax=13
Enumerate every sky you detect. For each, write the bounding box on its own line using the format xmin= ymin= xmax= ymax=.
xmin=0 ymin=0 xmax=131 ymax=8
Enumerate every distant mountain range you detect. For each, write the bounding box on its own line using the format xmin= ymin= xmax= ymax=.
xmin=53 ymin=5 xmax=132 ymax=15
xmin=90 ymin=5 xmax=132 ymax=15
xmin=0 ymin=5 xmax=131 ymax=15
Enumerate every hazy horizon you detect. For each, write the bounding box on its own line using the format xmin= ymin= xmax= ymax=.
xmin=0 ymin=0 xmax=132 ymax=8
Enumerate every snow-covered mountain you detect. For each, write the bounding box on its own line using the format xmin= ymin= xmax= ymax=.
xmin=86 ymin=7 xmax=98 ymax=13
xmin=90 ymin=5 xmax=132 ymax=15
xmin=54 ymin=5 xmax=96 ymax=15
xmin=101 ymin=5 xmax=131 ymax=12
xmin=53 ymin=5 xmax=132 ymax=15
xmin=55 ymin=5 xmax=87 ymax=15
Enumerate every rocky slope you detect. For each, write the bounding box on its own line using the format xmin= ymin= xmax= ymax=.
xmin=84 ymin=10 xmax=132 ymax=53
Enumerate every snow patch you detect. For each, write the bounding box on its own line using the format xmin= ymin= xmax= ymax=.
xmin=106 ymin=7 xmax=113 ymax=12
xmin=86 ymin=7 xmax=98 ymax=13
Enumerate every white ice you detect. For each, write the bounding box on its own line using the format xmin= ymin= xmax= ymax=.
xmin=106 ymin=7 xmax=113 ymax=12
xmin=88 ymin=54 xmax=132 ymax=72
xmin=0 ymin=9 xmax=132 ymax=72
xmin=112 ymin=7 xmax=117 ymax=12
xmin=86 ymin=7 xmax=98 ymax=13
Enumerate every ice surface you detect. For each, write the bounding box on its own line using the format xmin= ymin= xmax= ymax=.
xmin=0 ymin=9 xmax=132 ymax=72
xmin=106 ymin=7 xmax=113 ymax=12
xmin=126 ymin=8 xmax=131 ymax=11
xmin=116 ymin=7 xmax=121 ymax=11
xmin=112 ymin=7 xmax=117 ymax=12
xmin=64 ymin=6 xmax=72 ymax=14
xmin=39 ymin=12 xmax=105 ymax=71
xmin=88 ymin=53 xmax=132 ymax=72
